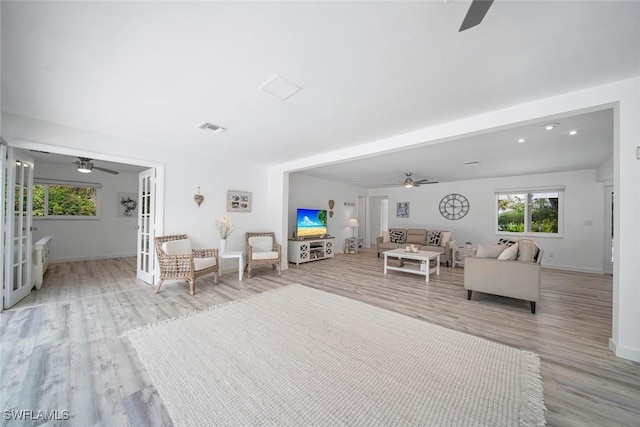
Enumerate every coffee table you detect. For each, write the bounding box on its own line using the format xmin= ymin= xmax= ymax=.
xmin=383 ymin=248 xmax=440 ymax=282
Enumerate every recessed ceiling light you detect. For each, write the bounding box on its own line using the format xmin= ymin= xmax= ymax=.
xmin=517 ymin=138 xmax=526 ymax=143
xmin=464 ymin=161 xmax=480 ymax=166
xmin=198 ymin=121 xmax=227 ymax=134
xmin=569 ymin=130 xmax=578 ymax=136
xmin=542 ymin=123 xmax=559 ymax=131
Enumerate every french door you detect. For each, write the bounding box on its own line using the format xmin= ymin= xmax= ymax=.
xmin=136 ymin=168 xmax=156 ymax=284
xmin=3 ymin=148 xmax=35 ymax=309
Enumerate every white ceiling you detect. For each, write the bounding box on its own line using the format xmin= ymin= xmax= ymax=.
xmin=1 ymin=1 xmax=638 ymax=181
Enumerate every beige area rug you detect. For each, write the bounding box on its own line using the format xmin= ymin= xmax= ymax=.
xmin=124 ymin=285 xmax=546 ymax=426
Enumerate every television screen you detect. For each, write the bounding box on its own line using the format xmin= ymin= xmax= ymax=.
xmin=296 ymin=208 xmax=328 ymax=238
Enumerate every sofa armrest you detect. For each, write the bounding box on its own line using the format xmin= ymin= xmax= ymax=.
xmin=464 ymin=257 xmax=540 ymax=302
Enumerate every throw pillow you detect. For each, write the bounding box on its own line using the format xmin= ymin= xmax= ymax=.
xmin=497 ymin=242 xmax=519 ymax=260
xmin=427 ymin=231 xmax=442 ymax=246
xmin=476 ymin=244 xmax=506 ymax=259
xmin=517 ymin=239 xmax=538 ymax=263
xmin=498 ymin=238 xmax=518 ymax=247
xmin=439 ymin=231 xmax=452 ymax=247
xmin=382 ymin=230 xmax=390 ymax=243
xmin=389 ymin=229 xmax=406 ymax=244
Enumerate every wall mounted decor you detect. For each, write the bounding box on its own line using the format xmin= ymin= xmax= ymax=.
xmin=328 ymin=199 xmax=335 ymax=209
xmin=344 ymin=201 xmax=356 ymax=207
xmin=227 ymin=190 xmax=252 ymax=212
xmin=439 ymin=193 xmax=470 ymax=220
xmin=118 ymin=192 xmax=138 ymax=217
xmin=194 ymin=186 xmax=204 ymax=207
xmin=396 ymin=202 xmax=410 ymax=218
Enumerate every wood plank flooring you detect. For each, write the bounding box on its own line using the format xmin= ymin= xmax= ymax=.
xmin=1 ymin=252 xmax=638 ymax=426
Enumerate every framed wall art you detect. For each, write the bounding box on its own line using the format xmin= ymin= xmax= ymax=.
xmin=118 ymin=192 xmax=138 ymax=217
xmin=227 ymin=190 xmax=252 ymax=212
xmin=396 ymin=202 xmax=410 ymax=218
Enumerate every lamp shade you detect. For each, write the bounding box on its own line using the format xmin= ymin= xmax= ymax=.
xmin=348 ymin=218 xmax=359 ymax=227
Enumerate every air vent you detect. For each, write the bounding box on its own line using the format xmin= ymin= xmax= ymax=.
xmin=258 ymin=74 xmax=302 ymax=101
xmin=29 ymin=150 xmax=51 ymax=154
xmin=197 ymin=122 xmax=227 ymax=134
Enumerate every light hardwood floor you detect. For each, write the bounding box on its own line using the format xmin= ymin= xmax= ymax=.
xmin=1 ymin=252 xmax=638 ymax=426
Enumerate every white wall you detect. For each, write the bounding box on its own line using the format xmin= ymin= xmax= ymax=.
xmin=3 ymin=114 xmax=270 ymax=272
xmin=370 ymin=169 xmax=605 ymax=273
xmin=288 ymin=173 xmax=367 ymax=253
xmin=32 ymin=161 xmax=140 ymax=261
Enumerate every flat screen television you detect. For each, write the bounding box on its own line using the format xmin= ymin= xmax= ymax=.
xmin=296 ymin=208 xmax=328 ymax=238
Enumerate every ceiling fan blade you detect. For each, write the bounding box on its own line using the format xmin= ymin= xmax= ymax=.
xmin=93 ymin=166 xmax=120 ymax=175
xmin=459 ymin=0 xmax=494 ymax=32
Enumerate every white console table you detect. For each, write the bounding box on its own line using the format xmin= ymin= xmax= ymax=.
xmin=288 ymin=238 xmax=334 ymax=265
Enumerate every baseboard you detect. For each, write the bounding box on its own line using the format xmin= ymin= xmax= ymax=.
xmin=541 ymin=264 xmax=604 ymax=275
xmin=51 ymin=252 xmax=137 ymax=263
xmin=609 ymin=338 xmax=640 ymax=362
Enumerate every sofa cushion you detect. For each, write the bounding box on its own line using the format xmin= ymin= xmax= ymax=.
xmin=427 ymin=231 xmax=442 ymax=246
xmin=517 ymin=239 xmax=538 ymax=263
xmin=498 ymin=238 xmax=518 ymax=247
xmin=378 ymin=242 xmax=399 ymax=250
xmin=476 ymin=244 xmax=506 ymax=259
xmin=498 ymin=242 xmax=519 ymax=260
xmin=439 ymin=231 xmax=452 ymax=247
xmin=406 ymin=229 xmax=427 ymax=245
xmin=382 ymin=230 xmax=390 ymax=243
xmin=389 ymin=228 xmax=406 ymax=244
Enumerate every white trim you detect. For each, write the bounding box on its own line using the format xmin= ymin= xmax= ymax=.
xmin=50 ymin=253 xmax=137 ymax=263
xmin=541 ymin=264 xmax=604 ymax=275
xmin=609 ymin=338 xmax=640 ymax=363
xmin=34 ymin=178 xmax=102 ymax=188
xmin=494 ymin=185 xmax=565 ymax=194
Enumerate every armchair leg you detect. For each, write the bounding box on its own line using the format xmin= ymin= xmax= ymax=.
xmin=188 ymin=279 xmax=195 ymax=296
xmin=467 ymin=290 xmax=472 ymax=300
xmin=154 ymin=280 xmax=164 ymax=294
xmin=214 ymin=272 xmax=220 ymax=284
xmin=247 ymin=265 xmax=252 ymax=279
xmin=530 ymin=301 xmax=536 ymax=314
xmin=277 ymin=263 xmax=282 ymax=276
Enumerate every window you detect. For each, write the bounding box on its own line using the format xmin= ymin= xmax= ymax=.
xmin=496 ymin=186 xmax=564 ymax=236
xmin=33 ymin=179 xmax=100 ymax=218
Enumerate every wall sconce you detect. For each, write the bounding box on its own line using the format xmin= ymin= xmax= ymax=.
xmin=194 ymin=186 xmax=204 ymax=207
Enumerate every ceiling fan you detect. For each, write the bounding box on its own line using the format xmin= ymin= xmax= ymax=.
xmin=383 ymin=172 xmax=438 ymax=188
xmin=73 ymin=157 xmax=119 ymax=175
xmin=459 ymin=0 xmax=494 ymax=32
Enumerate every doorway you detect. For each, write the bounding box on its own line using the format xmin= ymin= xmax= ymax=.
xmin=604 ymin=186 xmax=614 ymax=275
xmin=2 ymin=140 xmax=164 ymax=309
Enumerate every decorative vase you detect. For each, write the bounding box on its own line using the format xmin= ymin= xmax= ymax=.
xmin=219 ymin=239 xmax=227 ymax=254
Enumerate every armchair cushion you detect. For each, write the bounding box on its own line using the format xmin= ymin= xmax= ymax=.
xmin=476 ymin=244 xmax=506 ymax=259
xmin=252 ymin=251 xmax=280 ymax=261
xmin=162 ymin=239 xmax=192 ymax=255
xmin=248 ymin=236 xmax=273 ymax=252
xmin=193 ymin=257 xmax=217 ymax=271
xmin=497 ymin=242 xmax=519 ymax=260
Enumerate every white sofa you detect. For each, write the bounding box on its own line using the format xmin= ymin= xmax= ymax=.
xmin=464 ymin=239 xmax=543 ymax=313
xmin=33 ymin=236 xmax=53 ymax=289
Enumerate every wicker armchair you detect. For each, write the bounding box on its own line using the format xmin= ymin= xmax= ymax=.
xmin=154 ymin=234 xmax=219 ymax=295
xmin=245 ymin=232 xmax=282 ymax=278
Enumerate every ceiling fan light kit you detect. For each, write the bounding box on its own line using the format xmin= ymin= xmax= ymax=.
xmin=384 ymin=172 xmax=438 ymax=188
xmin=73 ymin=157 xmax=120 ymax=175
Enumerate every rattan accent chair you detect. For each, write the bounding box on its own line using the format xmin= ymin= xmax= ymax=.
xmin=245 ymin=232 xmax=282 ymax=278
xmin=154 ymin=234 xmax=219 ymax=295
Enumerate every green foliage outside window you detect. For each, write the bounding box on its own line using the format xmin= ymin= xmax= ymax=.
xmin=497 ymin=192 xmax=559 ymax=234
xmin=33 ymin=184 xmax=97 ymax=217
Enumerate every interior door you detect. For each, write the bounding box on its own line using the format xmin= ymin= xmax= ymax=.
xmin=604 ymin=186 xmax=614 ymax=275
xmin=3 ymin=148 xmax=34 ymax=309
xmin=136 ymin=168 xmax=156 ymax=284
